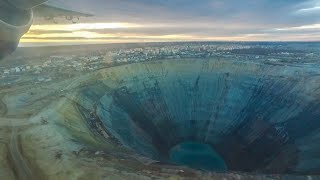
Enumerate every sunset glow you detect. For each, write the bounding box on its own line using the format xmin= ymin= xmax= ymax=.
xmin=29 ymin=23 xmax=142 ymax=31
xmin=15 ymin=0 xmax=319 ymax=46
xmin=21 ymin=26 xmax=250 ymax=44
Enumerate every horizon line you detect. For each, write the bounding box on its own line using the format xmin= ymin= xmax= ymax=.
xmin=19 ymin=40 xmax=320 ymax=48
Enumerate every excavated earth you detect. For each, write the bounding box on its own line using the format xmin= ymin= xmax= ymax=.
xmin=1 ymin=58 xmax=320 ymax=179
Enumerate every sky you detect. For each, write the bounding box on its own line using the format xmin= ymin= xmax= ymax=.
xmin=20 ymin=0 xmax=320 ymax=45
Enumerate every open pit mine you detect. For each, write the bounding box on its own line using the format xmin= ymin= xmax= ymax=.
xmin=1 ymin=43 xmax=320 ymax=179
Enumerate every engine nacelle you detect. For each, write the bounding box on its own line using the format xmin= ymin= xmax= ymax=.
xmin=0 ymin=0 xmax=34 ymax=59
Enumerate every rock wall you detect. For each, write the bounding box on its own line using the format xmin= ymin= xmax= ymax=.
xmin=74 ymin=58 xmax=320 ymax=174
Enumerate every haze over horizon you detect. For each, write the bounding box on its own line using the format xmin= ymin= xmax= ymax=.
xmin=20 ymin=0 xmax=320 ymax=46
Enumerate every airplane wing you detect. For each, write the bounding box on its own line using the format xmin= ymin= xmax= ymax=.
xmin=32 ymin=1 xmax=93 ymax=23
xmin=33 ymin=3 xmax=93 ymax=18
xmin=0 ymin=0 xmax=94 ymax=58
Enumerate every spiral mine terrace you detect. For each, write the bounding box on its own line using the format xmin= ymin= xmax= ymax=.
xmin=70 ymin=58 xmax=320 ymax=174
xmin=1 ymin=46 xmax=320 ymax=179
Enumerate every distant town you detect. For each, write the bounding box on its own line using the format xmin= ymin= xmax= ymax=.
xmin=0 ymin=42 xmax=319 ymax=87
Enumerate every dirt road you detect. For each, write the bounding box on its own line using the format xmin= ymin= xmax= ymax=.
xmin=9 ymin=127 xmax=34 ymax=180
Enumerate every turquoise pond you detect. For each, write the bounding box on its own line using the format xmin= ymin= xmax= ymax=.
xmin=169 ymin=141 xmax=227 ymax=171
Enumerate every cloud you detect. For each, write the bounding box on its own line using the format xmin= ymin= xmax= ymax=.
xmin=25 ymin=0 xmax=320 ymax=43
xmin=27 ymin=30 xmax=71 ymax=35
xmin=297 ymin=6 xmax=320 ymax=13
xmin=273 ymin=24 xmax=320 ymax=31
xmin=42 ymin=0 xmax=310 ymax=25
xmin=29 ymin=23 xmax=142 ymax=31
xmin=294 ymin=0 xmax=320 ymax=18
